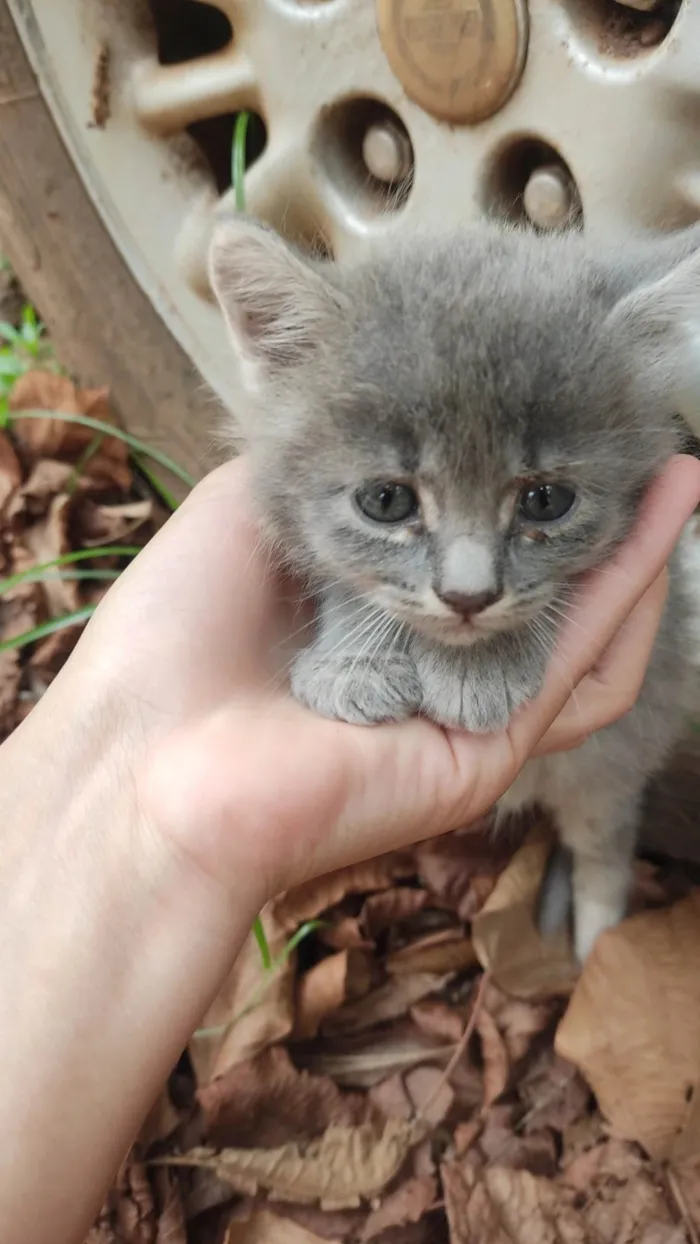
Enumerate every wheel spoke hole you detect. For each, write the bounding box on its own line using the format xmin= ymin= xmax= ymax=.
xmin=560 ymin=0 xmax=680 ymax=57
xmin=149 ymin=0 xmax=232 ymax=64
xmin=484 ymin=139 xmax=582 ymax=232
xmin=313 ymin=98 xmax=414 ymax=221
xmin=147 ymin=1 xmax=266 ymax=191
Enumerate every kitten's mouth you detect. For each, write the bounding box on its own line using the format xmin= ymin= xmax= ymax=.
xmin=400 ymin=612 xmax=484 ymax=646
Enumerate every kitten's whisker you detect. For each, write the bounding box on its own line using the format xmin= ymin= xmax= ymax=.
xmin=346 ymin=612 xmax=400 ymax=696
xmin=320 ymin=605 xmax=389 ymax=667
xmin=274 ymin=593 xmax=375 ymax=651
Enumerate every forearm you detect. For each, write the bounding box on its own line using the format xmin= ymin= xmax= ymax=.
xmin=0 ymin=671 xmax=257 ymax=1244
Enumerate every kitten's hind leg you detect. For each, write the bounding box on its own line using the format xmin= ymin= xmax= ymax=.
xmin=548 ymin=780 xmax=639 ymax=963
xmin=537 ymin=843 xmax=574 ymax=939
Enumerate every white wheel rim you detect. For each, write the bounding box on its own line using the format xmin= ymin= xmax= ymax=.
xmin=8 ymin=0 xmax=700 ymax=414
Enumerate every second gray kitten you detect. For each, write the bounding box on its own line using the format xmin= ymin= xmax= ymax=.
xmin=209 ymin=217 xmax=700 ymax=962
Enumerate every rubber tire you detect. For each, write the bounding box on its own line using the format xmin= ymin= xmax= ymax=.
xmin=0 ymin=0 xmax=213 ymax=476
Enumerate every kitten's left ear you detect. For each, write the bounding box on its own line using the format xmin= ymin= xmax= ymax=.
xmin=606 ymin=248 xmax=700 ymax=429
xmin=208 ymin=216 xmax=346 ymax=390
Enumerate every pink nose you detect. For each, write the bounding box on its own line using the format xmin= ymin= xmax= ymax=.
xmin=436 ymin=589 xmax=500 ymax=619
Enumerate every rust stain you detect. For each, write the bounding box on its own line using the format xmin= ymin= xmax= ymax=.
xmin=89 ymin=42 xmax=111 ymax=129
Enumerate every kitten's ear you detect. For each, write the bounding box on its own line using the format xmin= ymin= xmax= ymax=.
xmin=208 ymin=216 xmax=344 ymax=388
xmin=605 ymin=248 xmax=700 ymax=427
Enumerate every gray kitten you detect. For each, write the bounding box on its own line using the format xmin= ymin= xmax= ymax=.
xmin=209 ymin=217 xmax=700 ymax=962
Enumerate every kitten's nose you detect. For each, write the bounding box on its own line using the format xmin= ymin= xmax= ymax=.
xmin=436 ymin=588 xmax=500 ymax=619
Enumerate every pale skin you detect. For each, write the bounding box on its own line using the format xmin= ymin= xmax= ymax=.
xmin=0 ymin=454 xmax=698 ymax=1244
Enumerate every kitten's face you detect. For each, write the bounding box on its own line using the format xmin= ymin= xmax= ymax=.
xmin=210 ymin=220 xmax=700 ymax=645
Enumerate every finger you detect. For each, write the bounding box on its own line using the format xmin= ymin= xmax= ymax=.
xmin=81 ymin=458 xmax=301 ymax=698
xmin=508 ymin=454 xmax=700 ymax=761
xmin=534 ymin=570 xmax=669 ymax=755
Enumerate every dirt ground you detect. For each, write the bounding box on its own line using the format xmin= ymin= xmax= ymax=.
xmin=1 ymin=278 xmax=700 ymax=1244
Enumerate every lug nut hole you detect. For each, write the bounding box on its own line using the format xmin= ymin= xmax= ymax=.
xmin=314 ymin=98 xmax=414 ymax=220
xmin=484 ymin=139 xmax=582 ymax=232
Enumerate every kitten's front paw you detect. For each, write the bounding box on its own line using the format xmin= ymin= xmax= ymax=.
xmin=416 ymin=643 xmax=545 ymax=734
xmin=291 ymin=648 xmax=422 ymax=725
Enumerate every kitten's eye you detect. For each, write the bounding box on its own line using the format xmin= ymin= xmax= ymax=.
xmin=354 ymin=481 xmax=419 ymax=524
xmin=519 ymin=483 xmax=576 ymax=523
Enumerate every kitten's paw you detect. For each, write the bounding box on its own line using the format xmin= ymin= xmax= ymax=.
xmin=291 ymin=648 xmax=422 ymax=725
xmin=422 ymin=671 xmax=539 ymax=733
xmin=415 ymin=641 xmax=545 ymax=734
xmin=443 ymin=681 xmax=513 ymax=734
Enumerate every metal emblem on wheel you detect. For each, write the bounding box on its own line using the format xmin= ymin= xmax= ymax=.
xmin=377 ymin=0 xmax=529 ymax=124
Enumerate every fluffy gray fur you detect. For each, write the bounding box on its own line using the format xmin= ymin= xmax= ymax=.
xmin=209 ymin=217 xmax=700 ymax=961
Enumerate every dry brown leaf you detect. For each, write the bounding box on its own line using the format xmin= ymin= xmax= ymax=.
xmin=224 ymin=1209 xmax=341 ymax=1244
xmin=154 ymin=1173 xmax=186 ymax=1244
xmin=517 ymin=1051 xmax=590 ymax=1136
xmin=24 ymin=493 xmax=77 ymax=615
xmin=484 ymin=982 xmax=557 ymax=1065
xmin=273 ymin=855 xmax=415 ymax=934
xmin=113 ymin=1159 xmax=157 ymax=1244
xmin=405 ymin=1064 xmax=455 ymax=1127
xmin=138 ymin=1087 xmax=183 ymax=1151
xmin=416 ymin=827 xmax=511 ymax=921
xmin=10 ymin=371 xmax=131 ymax=490
xmin=475 ymin=1009 xmax=510 ymax=1109
xmin=442 ymin=1160 xmax=586 ymax=1244
xmin=559 ymin=1138 xmax=644 ymax=1194
xmin=0 ymin=576 xmax=39 ymax=643
xmin=555 ymin=892 xmax=700 ymax=1160
xmin=361 ymin=1176 xmax=436 ymax=1240
xmin=295 ymin=951 xmax=375 ymax=1040
xmin=472 ymin=826 xmax=579 ymax=999
xmin=478 ymin=1109 xmax=559 ymax=1179
xmin=360 ymin=888 xmax=428 ymax=938
xmin=84 ymin=1229 xmax=118 ymax=1244
xmin=167 ymin=1118 xmax=426 ymax=1210
xmin=296 ymin=1022 xmax=456 ymax=1089
xmin=77 ymin=497 xmax=154 ymax=545
xmin=410 ymin=999 xmax=465 ymax=1045
xmin=318 ymin=917 xmax=373 ymax=952
xmin=238 ymin=1199 xmax=365 ymax=1239
xmin=0 ymin=431 xmax=21 ymax=508
xmin=189 ymin=906 xmax=295 ymax=1083
xmin=369 ymin=1075 xmax=413 ymax=1122
xmin=0 ymin=650 xmax=20 ymax=726
xmin=325 ymin=973 xmax=452 ymax=1036
xmin=385 ymin=929 xmax=477 ymax=976
xmin=584 ymin=1169 xmax=678 ymax=1244
xmin=669 ymin=1159 xmax=700 ymax=1238
xmin=7 ymin=459 xmax=73 ymax=521
xmin=196 ymin=1047 xmax=372 ymax=1149
xmin=28 ymin=623 xmax=83 ymax=688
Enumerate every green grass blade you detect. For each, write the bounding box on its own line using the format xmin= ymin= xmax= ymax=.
xmin=0 ymin=605 xmax=96 ymax=654
xmin=233 ymin=112 xmax=250 ymax=212
xmin=7 ymin=410 xmax=197 ymax=489
xmin=0 ymin=546 xmax=142 ymax=597
xmin=0 ymin=322 xmax=20 ymax=345
xmin=278 ymin=920 xmax=325 ymax=965
xmin=132 ymin=452 xmax=180 ymax=512
xmin=252 ymin=915 xmax=273 ymax=970
xmin=18 ymin=568 xmax=120 ymax=586
xmin=66 ymin=433 xmax=104 ymax=496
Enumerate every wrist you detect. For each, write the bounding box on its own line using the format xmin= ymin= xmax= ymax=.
xmin=0 ymin=670 xmax=259 ymax=1243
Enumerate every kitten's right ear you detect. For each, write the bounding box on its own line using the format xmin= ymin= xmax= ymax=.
xmin=605 ymin=247 xmax=700 ymax=431
xmin=208 ymin=216 xmax=345 ymax=390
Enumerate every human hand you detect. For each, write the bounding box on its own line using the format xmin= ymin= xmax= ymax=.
xmin=68 ymin=452 xmax=700 ymax=905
